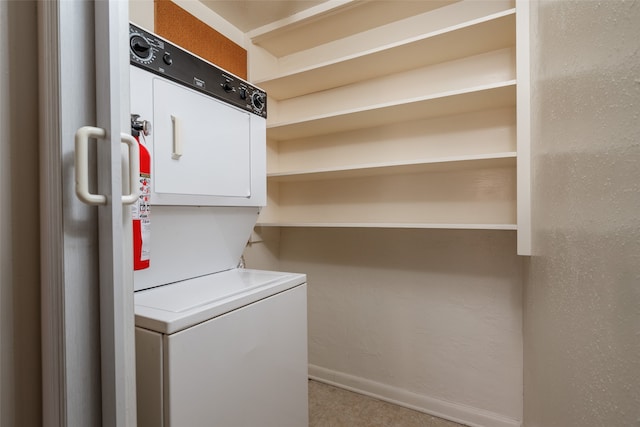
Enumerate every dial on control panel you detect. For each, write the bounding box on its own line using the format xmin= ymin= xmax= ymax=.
xmin=251 ymin=92 xmax=265 ymax=112
xmin=222 ymin=80 xmax=234 ymax=93
xmin=130 ymin=35 xmax=151 ymax=60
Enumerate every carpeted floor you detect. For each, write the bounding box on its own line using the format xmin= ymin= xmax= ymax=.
xmin=308 ymin=380 xmax=467 ymax=427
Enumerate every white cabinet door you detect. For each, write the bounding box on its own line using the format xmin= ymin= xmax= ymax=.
xmin=152 ymin=78 xmax=252 ymax=198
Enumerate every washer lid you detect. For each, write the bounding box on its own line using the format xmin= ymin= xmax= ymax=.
xmin=134 ymin=268 xmax=306 ymax=334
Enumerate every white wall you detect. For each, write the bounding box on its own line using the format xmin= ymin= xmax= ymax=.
xmin=129 ymin=0 xmax=154 ymax=32
xmin=0 ymin=1 xmax=42 ymax=426
xmin=524 ymin=1 xmax=640 ymax=426
xmin=247 ymin=227 xmax=524 ymax=427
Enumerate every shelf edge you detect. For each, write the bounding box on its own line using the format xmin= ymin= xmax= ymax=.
xmin=255 ymin=222 xmax=518 ymax=230
xmin=267 ymin=152 xmax=517 ymax=180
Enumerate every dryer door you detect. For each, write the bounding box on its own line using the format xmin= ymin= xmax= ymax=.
xmin=152 ymin=77 xmax=251 ymax=201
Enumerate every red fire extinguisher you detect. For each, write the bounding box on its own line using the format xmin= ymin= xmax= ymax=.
xmin=131 ymin=114 xmax=151 ymax=270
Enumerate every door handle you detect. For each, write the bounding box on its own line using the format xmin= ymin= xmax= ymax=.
xmin=74 ymin=126 xmax=140 ymax=206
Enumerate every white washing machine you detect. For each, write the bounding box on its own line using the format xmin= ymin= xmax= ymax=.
xmin=129 ymin=23 xmax=308 ymax=427
xmin=135 ymin=269 xmax=308 ymax=427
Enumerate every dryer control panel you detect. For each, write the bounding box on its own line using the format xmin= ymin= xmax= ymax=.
xmin=129 ymin=23 xmax=267 ymax=118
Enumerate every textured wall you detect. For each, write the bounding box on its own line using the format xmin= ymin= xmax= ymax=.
xmin=524 ymin=1 xmax=640 ymax=426
xmin=0 ymin=1 xmax=42 ymax=426
xmin=252 ymin=227 xmax=524 ymax=425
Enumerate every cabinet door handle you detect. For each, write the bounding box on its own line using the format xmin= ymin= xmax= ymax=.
xmin=74 ymin=126 xmax=140 ymax=205
xmin=171 ymin=115 xmax=182 ymax=160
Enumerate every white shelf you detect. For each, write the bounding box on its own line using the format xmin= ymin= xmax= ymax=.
xmin=260 ymin=167 xmax=516 ymax=226
xmin=249 ymin=0 xmax=459 ymax=58
xmin=248 ymin=0 xmax=529 ymax=249
xmin=268 ymin=152 xmax=517 ymax=182
xmin=268 ymin=80 xmax=516 ymax=140
xmin=256 ymin=222 xmax=517 ymax=230
xmin=256 ymin=9 xmax=515 ymax=99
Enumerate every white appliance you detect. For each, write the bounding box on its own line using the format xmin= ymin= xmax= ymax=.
xmin=129 ymin=24 xmax=308 ymax=427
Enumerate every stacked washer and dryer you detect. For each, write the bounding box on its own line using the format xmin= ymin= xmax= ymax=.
xmin=129 ymin=24 xmax=308 ymax=427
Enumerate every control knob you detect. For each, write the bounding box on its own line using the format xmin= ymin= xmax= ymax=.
xmin=251 ymin=92 xmax=265 ymax=111
xmin=130 ymin=35 xmax=152 ymax=60
xmin=222 ymin=80 xmax=234 ymax=93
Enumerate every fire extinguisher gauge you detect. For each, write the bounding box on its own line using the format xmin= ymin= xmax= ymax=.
xmin=131 ymin=114 xmax=152 ymax=137
xmin=141 ymin=120 xmax=152 ymax=136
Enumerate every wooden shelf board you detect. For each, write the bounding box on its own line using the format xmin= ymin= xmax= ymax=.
xmin=255 ymin=222 xmax=517 ymax=230
xmin=257 ymin=10 xmax=516 ymax=99
xmin=249 ymin=0 xmax=458 ymax=58
xmin=248 ymin=1 xmax=525 ymax=244
xmin=268 ymin=152 xmax=517 ymax=182
xmin=268 ymin=80 xmax=516 ymax=140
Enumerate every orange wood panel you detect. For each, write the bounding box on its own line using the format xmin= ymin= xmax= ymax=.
xmin=154 ymin=0 xmax=247 ymax=79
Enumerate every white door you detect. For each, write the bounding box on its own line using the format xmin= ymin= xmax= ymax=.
xmin=40 ymin=2 xmax=136 ymax=426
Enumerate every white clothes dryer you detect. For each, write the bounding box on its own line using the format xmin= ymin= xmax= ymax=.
xmin=129 ymin=23 xmax=308 ymax=427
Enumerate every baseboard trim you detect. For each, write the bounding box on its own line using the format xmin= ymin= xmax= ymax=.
xmin=308 ymin=364 xmax=521 ymax=427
